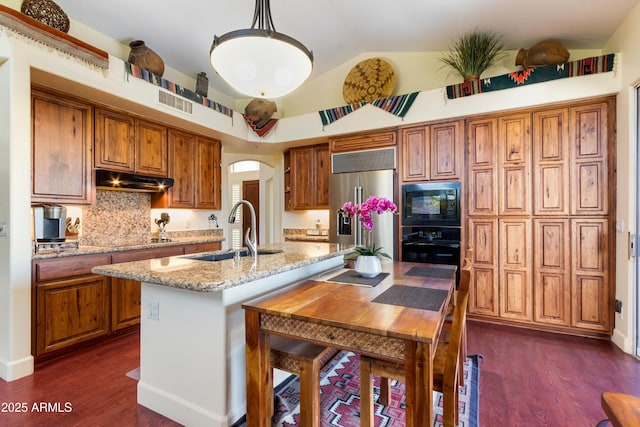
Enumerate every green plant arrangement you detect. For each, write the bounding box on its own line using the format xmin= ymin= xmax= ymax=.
xmin=439 ymin=30 xmax=507 ymax=81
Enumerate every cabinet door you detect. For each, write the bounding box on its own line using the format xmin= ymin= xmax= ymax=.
xmin=166 ymin=129 xmax=196 ymax=208
xmin=498 ymin=113 xmax=531 ymax=215
xmin=430 ymin=120 xmax=462 ymax=180
xmin=329 ymin=130 xmax=396 ymax=153
xmin=94 ymin=107 xmax=135 ymax=172
xmin=31 ymin=91 xmax=92 ymax=204
xmin=468 ymin=218 xmax=498 ymax=316
xmin=571 ymin=218 xmax=610 ymax=332
xmin=499 ymin=219 xmax=532 ymax=320
xmin=290 ymin=146 xmax=314 ymax=210
xmin=135 ymin=119 xmax=168 ymax=177
xmin=570 ymin=102 xmax=608 ymax=215
xmin=401 ymin=125 xmax=429 ymax=182
xmin=195 ymin=137 xmax=222 ymax=209
xmin=533 ymin=108 xmax=570 ymax=215
xmin=314 ymin=144 xmax=330 ymax=208
xmin=467 ymin=118 xmax=497 ymax=216
xmin=36 ymin=275 xmax=109 ymax=356
xmin=533 ymin=219 xmax=571 ymax=326
xmin=111 ymin=278 xmax=141 ymax=331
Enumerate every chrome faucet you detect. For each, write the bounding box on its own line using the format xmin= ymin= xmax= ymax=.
xmin=228 ymin=200 xmax=257 ymax=259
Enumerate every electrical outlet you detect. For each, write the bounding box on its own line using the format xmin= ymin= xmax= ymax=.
xmin=148 ymin=302 xmax=160 ymax=320
xmin=0 ymin=221 xmax=7 ymax=237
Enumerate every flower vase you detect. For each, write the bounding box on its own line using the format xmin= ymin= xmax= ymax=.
xmin=355 ymin=255 xmax=381 ymax=278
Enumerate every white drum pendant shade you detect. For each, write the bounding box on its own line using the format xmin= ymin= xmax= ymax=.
xmin=210 ymin=0 xmax=313 ymax=99
xmin=210 ymin=30 xmax=312 ymax=98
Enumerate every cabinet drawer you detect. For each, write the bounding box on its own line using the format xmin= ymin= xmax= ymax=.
xmin=184 ymin=242 xmax=222 ymax=254
xmin=34 ymin=254 xmax=112 ymax=282
xmin=111 ymin=246 xmax=184 ymax=264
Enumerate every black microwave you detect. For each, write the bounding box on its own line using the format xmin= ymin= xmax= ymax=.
xmin=401 ymin=182 xmax=461 ymax=226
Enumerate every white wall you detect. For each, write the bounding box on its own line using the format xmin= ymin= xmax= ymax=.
xmin=603 ymin=2 xmax=640 ymax=353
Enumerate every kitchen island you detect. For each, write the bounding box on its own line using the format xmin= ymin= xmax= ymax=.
xmin=92 ymin=242 xmax=353 ymax=427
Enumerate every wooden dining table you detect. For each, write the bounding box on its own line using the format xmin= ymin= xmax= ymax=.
xmin=242 ymin=261 xmax=456 ymax=426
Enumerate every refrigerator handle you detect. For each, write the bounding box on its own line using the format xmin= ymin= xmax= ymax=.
xmin=354 ymin=186 xmax=364 ymax=247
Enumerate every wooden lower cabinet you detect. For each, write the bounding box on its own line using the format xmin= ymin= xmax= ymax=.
xmin=469 ymin=216 xmax=611 ymax=336
xmin=33 ymin=242 xmax=221 ymax=360
xmin=36 ymin=275 xmax=109 ymax=356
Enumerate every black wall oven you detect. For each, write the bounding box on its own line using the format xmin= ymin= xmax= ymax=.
xmin=401 ymin=182 xmax=460 ymax=226
xmin=402 ymin=226 xmax=461 ymax=284
xmin=401 ymin=181 xmax=462 ymax=285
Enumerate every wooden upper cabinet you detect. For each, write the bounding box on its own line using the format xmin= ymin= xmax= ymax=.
xmin=195 ymin=136 xmax=222 ymax=210
xmin=401 ymin=125 xmax=429 ymax=182
xmin=430 ymin=120 xmax=462 ymax=180
xmin=94 ymin=107 xmax=135 ymax=172
xmin=151 ymin=131 xmax=221 ymax=209
xmin=314 ymin=144 xmax=330 ymax=208
xmin=95 ymin=108 xmax=168 ymax=177
xmin=498 ymin=113 xmax=531 ymax=215
xmin=31 ymin=90 xmax=93 ymax=204
xmin=329 ymin=130 xmax=396 ymax=153
xmin=135 ymin=119 xmax=168 ymax=177
xmin=533 ymin=108 xmax=570 ymax=215
xmin=400 ymin=120 xmax=462 ymax=183
xmin=287 ymin=144 xmax=330 ymax=210
xmin=161 ymin=129 xmax=196 ymax=208
xmin=467 ymin=117 xmax=498 ymax=216
xmin=570 ymin=102 xmax=609 ymax=215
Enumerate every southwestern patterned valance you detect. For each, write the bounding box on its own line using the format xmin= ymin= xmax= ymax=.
xmin=319 ymin=92 xmax=419 ymax=126
xmin=446 ymin=53 xmax=616 ymax=99
xmin=125 ymin=62 xmax=233 ymax=118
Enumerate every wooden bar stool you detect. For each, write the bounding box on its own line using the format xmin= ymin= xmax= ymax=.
xmin=269 ymin=335 xmax=338 ymax=427
xmin=596 ymin=391 xmax=640 ymax=427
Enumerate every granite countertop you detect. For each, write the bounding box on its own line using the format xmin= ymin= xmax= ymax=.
xmin=284 ymin=234 xmax=330 ymax=242
xmin=92 ymin=242 xmax=354 ymax=293
xmin=32 ymin=235 xmax=226 ymax=260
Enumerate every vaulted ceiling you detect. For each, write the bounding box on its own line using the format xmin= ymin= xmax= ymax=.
xmin=55 ymin=0 xmax=639 ymax=99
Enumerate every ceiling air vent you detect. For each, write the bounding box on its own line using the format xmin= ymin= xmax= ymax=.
xmin=158 ymin=91 xmax=193 ymax=114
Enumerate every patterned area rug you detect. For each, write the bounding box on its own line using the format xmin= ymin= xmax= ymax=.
xmin=271 ymin=352 xmax=481 ymax=427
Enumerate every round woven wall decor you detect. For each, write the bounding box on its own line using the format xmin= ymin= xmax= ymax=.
xmin=343 ymin=58 xmax=395 ymax=104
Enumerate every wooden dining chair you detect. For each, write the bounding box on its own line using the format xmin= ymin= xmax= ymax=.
xmin=269 ymin=335 xmax=338 ymax=427
xmin=360 ymin=263 xmax=472 ymax=427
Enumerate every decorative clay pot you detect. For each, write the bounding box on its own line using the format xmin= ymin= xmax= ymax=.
xmin=128 ymin=40 xmax=165 ymax=77
xmin=515 ymin=40 xmax=570 ymax=69
xmin=355 ymin=255 xmax=382 ymax=278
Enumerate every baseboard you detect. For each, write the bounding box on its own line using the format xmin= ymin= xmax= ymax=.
xmin=0 ymin=354 xmax=34 ymax=381
xmin=611 ymin=327 xmax=633 ymax=355
xmin=137 ymin=380 xmax=229 ymax=427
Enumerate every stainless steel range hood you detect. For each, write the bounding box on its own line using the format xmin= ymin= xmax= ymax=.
xmin=95 ymin=169 xmax=174 ymax=192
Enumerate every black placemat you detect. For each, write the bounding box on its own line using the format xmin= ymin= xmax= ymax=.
xmin=372 ymin=285 xmax=449 ymax=311
xmin=326 ymin=270 xmax=389 ymax=287
xmin=405 ymin=266 xmax=455 ymax=279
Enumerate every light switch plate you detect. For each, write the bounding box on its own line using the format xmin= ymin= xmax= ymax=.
xmin=0 ymin=221 xmax=7 ymax=237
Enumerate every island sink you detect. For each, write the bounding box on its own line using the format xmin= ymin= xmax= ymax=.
xmin=183 ymin=248 xmax=284 ymax=262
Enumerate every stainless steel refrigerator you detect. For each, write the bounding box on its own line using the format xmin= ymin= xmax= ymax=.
xmin=329 ymin=148 xmax=396 ymax=259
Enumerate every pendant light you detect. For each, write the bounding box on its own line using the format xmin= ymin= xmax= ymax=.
xmin=210 ymin=0 xmax=313 ymax=99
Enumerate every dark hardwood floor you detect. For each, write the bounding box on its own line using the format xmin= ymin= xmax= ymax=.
xmin=1 ymin=321 xmax=639 ymax=426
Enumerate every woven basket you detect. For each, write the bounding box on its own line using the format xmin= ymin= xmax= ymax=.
xmin=343 ymin=58 xmax=395 ymax=104
xmin=21 ymin=0 xmax=70 ymax=33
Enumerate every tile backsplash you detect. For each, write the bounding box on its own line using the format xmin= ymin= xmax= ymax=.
xmin=79 ymin=191 xmax=221 ymax=246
